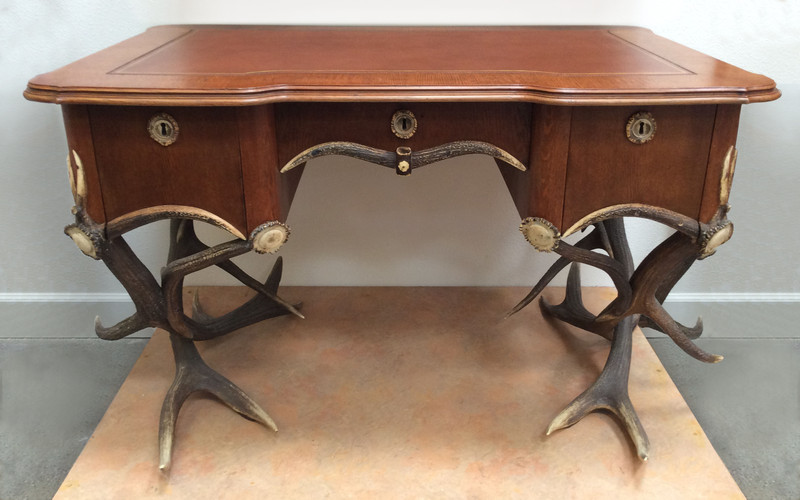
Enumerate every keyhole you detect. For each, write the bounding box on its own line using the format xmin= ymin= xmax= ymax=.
xmin=635 ymin=119 xmax=653 ymax=139
xmin=391 ymin=110 xmax=417 ymax=139
xmin=636 ymin=120 xmax=653 ymax=138
xmin=627 ymin=112 xmax=656 ymax=144
xmin=148 ymin=113 xmax=179 ymax=146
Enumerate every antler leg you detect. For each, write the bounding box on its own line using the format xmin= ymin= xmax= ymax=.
xmin=546 ymin=315 xmax=649 ymax=460
xmin=158 ymin=332 xmax=277 ymax=471
xmin=63 ymin=165 xmax=296 ymax=470
xmin=636 ymin=237 xmax=704 ymax=339
xmin=155 ymin=218 xmax=299 ymax=471
xmin=628 ymin=231 xmax=722 ymax=363
xmin=545 ymin=220 xmax=649 ymax=459
xmin=520 ymin=218 xmax=651 ymax=459
xmin=520 ymin=215 xmax=727 ymax=459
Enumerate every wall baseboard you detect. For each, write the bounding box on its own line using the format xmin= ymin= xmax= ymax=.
xmin=1 ymin=290 xmax=796 ymax=340
xmin=1 ymin=291 xmax=799 ymax=303
xmin=665 ymin=292 xmax=800 ymax=303
xmin=0 ymin=293 xmax=132 ymax=303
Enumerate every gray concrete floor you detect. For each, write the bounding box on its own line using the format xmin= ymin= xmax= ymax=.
xmin=0 ymin=338 xmax=148 ymax=500
xmin=649 ymin=337 xmax=800 ymax=499
xmin=1 ymin=304 xmax=798 ymax=499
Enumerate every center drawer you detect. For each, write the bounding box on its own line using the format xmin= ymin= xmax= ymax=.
xmin=273 ymin=102 xmax=533 ymax=173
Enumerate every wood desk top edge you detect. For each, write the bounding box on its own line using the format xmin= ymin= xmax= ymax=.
xmin=24 ymin=25 xmax=780 ymax=107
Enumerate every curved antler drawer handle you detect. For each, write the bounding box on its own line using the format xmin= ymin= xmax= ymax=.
xmin=280 ymin=140 xmax=527 ymax=176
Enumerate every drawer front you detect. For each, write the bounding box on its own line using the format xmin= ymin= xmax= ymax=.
xmin=274 ymin=102 xmax=533 ymax=172
xmin=89 ymin=106 xmax=247 ymax=232
xmin=562 ymin=105 xmax=717 ymax=229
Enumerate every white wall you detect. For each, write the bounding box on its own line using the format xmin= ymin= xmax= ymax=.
xmin=1 ymin=0 xmax=798 ymax=297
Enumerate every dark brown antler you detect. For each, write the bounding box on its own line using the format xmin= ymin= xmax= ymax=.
xmin=158 ymin=333 xmax=277 ymax=471
xmin=169 ymin=219 xmax=303 ymax=319
xmin=547 ymin=316 xmax=650 ymax=460
xmin=516 ymin=193 xmax=732 ymax=460
xmin=62 ymin=152 xmax=298 ymax=470
xmin=280 ymin=140 xmax=527 ymax=175
xmin=506 ymin=223 xmax=611 ymax=320
xmin=544 ymin=219 xmax=651 ymax=459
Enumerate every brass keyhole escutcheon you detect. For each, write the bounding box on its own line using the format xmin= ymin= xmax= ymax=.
xmin=391 ymin=110 xmax=417 ymax=139
xmin=626 ymin=111 xmax=657 ymax=144
xmin=148 ymin=113 xmax=180 ymax=146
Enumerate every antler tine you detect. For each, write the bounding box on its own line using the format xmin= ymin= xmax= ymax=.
xmin=639 ymin=315 xmax=704 ymax=340
xmin=163 ymin=239 xmax=252 ymax=280
xmin=172 ymin=219 xmax=303 ymax=319
xmin=94 ymin=313 xmax=148 ymax=340
xmin=180 ymin=257 xmax=297 ymax=341
xmin=214 ymin=259 xmax=304 ymax=319
xmin=645 ymin=300 xmax=722 ymax=363
xmin=540 ymin=264 xmax=607 ymax=338
xmin=188 ymin=291 xmax=280 ymax=338
xmin=507 ymin=224 xmax=608 ymax=319
xmin=159 ymin=334 xmax=277 ymax=472
xmin=68 ymin=150 xmax=87 ymax=208
xmin=506 ymin=256 xmax=571 ymax=319
xmin=191 ymin=292 xmax=214 ymax=323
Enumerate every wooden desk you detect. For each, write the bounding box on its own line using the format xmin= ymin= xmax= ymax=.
xmin=25 ymin=25 xmax=779 ymax=470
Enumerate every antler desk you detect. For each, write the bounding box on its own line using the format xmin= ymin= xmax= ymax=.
xmin=25 ymin=25 xmax=779 ymax=470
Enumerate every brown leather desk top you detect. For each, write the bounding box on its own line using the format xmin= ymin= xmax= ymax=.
xmin=24 ymin=25 xmax=779 ymax=106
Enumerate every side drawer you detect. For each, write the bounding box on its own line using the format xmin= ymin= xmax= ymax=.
xmin=88 ymin=105 xmax=247 ymax=232
xmin=561 ymin=105 xmax=717 ymax=230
